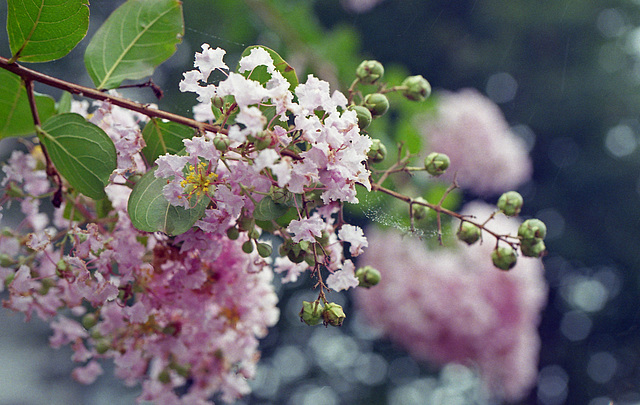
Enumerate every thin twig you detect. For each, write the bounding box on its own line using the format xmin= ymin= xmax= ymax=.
xmin=0 ymin=56 xmax=224 ymax=135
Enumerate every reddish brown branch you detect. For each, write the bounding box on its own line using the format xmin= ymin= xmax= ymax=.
xmin=0 ymin=56 xmax=225 ymax=135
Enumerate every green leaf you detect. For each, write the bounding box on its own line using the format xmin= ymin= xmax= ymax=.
xmin=38 ymin=113 xmax=117 ymax=200
xmin=84 ymin=0 xmax=184 ymax=89
xmin=127 ymin=168 xmax=208 ymax=235
xmin=57 ymin=91 xmax=73 ymax=114
xmin=141 ymin=118 xmax=195 ymax=164
xmin=7 ymin=0 xmax=89 ymax=63
xmin=0 ymin=70 xmax=56 ymax=138
xmin=240 ymin=45 xmax=298 ymax=91
xmin=253 ymin=196 xmax=289 ymax=221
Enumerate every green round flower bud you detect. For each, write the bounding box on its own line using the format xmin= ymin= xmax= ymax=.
xmin=498 ymin=191 xmax=524 ymax=217
xmin=242 ymin=240 xmax=254 ymax=254
xmin=356 ymin=60 xmax=384 ymax=84
xmin=248 ymin=228 xmax=261 ymax=240
xmin=254 ymin=131 xmax=274 ymax=150
xmin=300 ymin=300 xmax=323 ymax=326
xmin=401 ymin=75 xmax=432 ymax=101
xmin=270 ymin=186 xmax=291 ymax=205
xmin=158 ymin=369 xmax=171 ymax=384
xmin=0 ymin=254 xmax=13 ymax=267
xmin=520 ymin=238 xmax=546 ymax=258
xmin=213 ymin=134 xmax=231 ymax=152
xmin=95 ymin=340 xmax=110 ymax=354
xmin=412 ymin=197 xmax=430 ymax=221
xmin=457 ymin=221 xmax=481 ymax=245
xmin=256 ymin=242 xmax=272 ymax=258
xmin=424 ymin=152 xmax=450 ymax=176
xmin=350 ymin=105 xmax=373 ymax=130
xmin=491 ymin=246 xmax=518 ymax=271
xmin=38 ymin=278 xmax=55 ymax=295
xmin=518 ymin=219 xmax=547 ymax=241
xmin=323 ymin=302 xmax=346 ymax=327
xmin=226 ymin=226 xmax=240 ymax=240
xmin=82 ymin=313 xmax=98 ymax=330
xmin=237 ymin=216 xmax=255 ymax=232
xmin=287 ymin=248 xmax=306 ymax=264
xmin=367 ymin=139 xmax=387 ymax=163
xmin=363 ymin=93 xmax=390 ymax=117
xmin=355 ymin=265 xmax=381 ymax=288
xmin=169 ymin=362 xmax=190 ymax=378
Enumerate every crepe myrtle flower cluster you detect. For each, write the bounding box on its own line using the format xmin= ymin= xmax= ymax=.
xmin=355 ymin=203 xmax=548 ymax=402
xmin=164 ymin=48 xmax=437 ymax=325
xmin=0 ymin=43 xmax=545 ymax=404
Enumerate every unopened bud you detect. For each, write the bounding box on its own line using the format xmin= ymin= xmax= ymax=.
xmin=457 ymin=221 xmax=481 ymax=245
xmin=213 ymin=134 xmax=231 ymax=152
xmin=256 ymin=242 xmax=272 ymax=258
xmin=498 ymin=191 xmax=524 ymax=217
xmin=401 ymin=75 xmax=432 ymax=101
xmin=424 ymin=152 xmax=450 ymax=176
xmin=82 ymin=313 xmax=99 ymax=330
xmin=254 ymin=131 xmax=273 ymax=150
xmin=491 ymin=246 xmax=518 ymax=271
xmin=367 ymin=139 xmax=387 ymax=163
xmin=363 ymin=93 xmax=390 ymax=117
xmin=270 ymin=186 xmax=291 ymax=205
xmin=158 ymin=369 xmax=171 ymax=384
xmin=242 ymin=240 xmax=254 ymax=254
xmin=39 ymin=278 xmax=55 ymax=295
xmin=412 ymin=197 xmax=430 ymax=220
xmin=300 ymin=300 xmax=323 ymax=326
xmin=226 ymin=226 xmax=240 ymax=240
xmin=95 ymin=340 xmax=110 ymax=354
xmin=323 ymin=302 xmax=346 ymax=327
xmin=248 ymin=228 xmax=261 ymax=240
xmin=355 ymin=266 xmax=381 ymax=288
xmin=350 ymin=105 xmax=373 ymax=130
xmin=287 ymin=248 xmax=306 ymax=264
xmin=356 ymin=60 xmax=384 ymax=84
xmin=518 ymin=219 xmax=547 ymax=241
xmin=520 ymin=238 xmax=546 ymax=258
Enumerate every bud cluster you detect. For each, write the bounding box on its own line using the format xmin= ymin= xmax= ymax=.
xmin=299 ymin=300 xmax=346 ymax=327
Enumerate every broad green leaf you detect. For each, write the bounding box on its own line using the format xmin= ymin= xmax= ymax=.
xmin=127 ymin=168 xmax=208 ymax=235
xmin=84 ymin=0 xmax=184 ymax=89
xmin=7 ymin=0 xmax=89 ymax=63
xmin=240 ymin=45 xmax=298 ymax=91
xmin=38 ymin=113 xmax=117 ymax=200
xmin=0 ymin=70 xmax=55 ymax=138
xmin=141 ymin=118 xmax=195 ymax=164
xmin=253 ymin=196 xmax=289 ymax=221
xmin=57 ymin=91 xmax=73 ymax=114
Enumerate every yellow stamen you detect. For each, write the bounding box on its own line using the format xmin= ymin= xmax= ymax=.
xmin=180 ymin=162 xmax=218 ymax=201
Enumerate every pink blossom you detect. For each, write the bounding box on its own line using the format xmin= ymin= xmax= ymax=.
xmin=72 ymin=360 xmax=103 ymax=384
xmin=355 ymin=202 xmax=547 ymax=401
xmin=418 ymin=88 xmax=532 ymax=195
xmin=287 ymin=215 xmax=325 ymax=243
xmin=238 ymin=47 xmax=275 ymax=74
xmin=337 ymin=224 xmax=368 ymax=256
xmin=274 ymin=257 xmax=309 ymax=283
xmin=217 ymin=72 xmax=270 ymax=108
xmin=49 ymin=316 xmax=88 ymax=348
xmin=326 ymin=259 xmax=359 ymax=292
xmin=194 ymin=43 xmax=228 ymax=81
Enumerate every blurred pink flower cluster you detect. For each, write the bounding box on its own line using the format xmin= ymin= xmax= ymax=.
xmin=419 ymin=88 xmax=532 ymax=195
xmin=355 ymin=202 xmax=548 ymax=401
xmin=1 ymin=153 xmax=279 ymax=403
